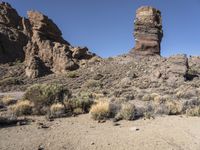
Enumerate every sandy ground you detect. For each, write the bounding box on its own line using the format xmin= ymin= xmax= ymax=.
xmin=1 ymin=115 xmax=200 ymax=150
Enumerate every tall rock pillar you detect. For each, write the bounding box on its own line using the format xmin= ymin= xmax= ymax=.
xmin=132 ymin=6 xmax=163 ymax=56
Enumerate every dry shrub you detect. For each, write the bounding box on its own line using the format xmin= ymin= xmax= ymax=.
xmin=118 ymin=103 xmax=136 ymax=120
xmin=165 ymin=100 xmax=183 ymax=115
xmin=186 ymin=106 xmax=200 ymax=116
xmin=1 ymin=95 xmax=17 ymax=106
xmin=83 ymin=80 xmax=101 ymax=89
xmin=10 ymin=100 xmax=33 ymax=116
xmin=90 ymin=101 xmax=110 ymax=120
xmin=142 ymin=94 xmax=152 ymax=101
xmin=64 ymin=92 xmax=93 ymax=114
xmin=50 ymin=103 xmax=65 ymax=118
xmin=24 ymin=83 xmax=70 ymax=115
xmin=142 ymin=93 xmax=162 ymax=102
xmin=73 ymin=108 xmax=84 ymax=115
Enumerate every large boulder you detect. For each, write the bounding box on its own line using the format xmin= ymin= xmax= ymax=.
xmin=131 ymin=6 xmax=163 ymax=56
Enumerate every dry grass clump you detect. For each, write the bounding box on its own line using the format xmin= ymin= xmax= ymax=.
xmin=1 ymin=95 xmax=17 ymax=106
xmin=10 ymin=100 xmax=33 ymax=116
xmin=50 ymin=103 xmax=65 ymax=117
xmin=186 ymin=106 xmax=200 ymax=116
xmin=142 ymin=93 xmax=163 ymax=102
xmin=118 ymin=103 xmax=136 ymax=120
xmin=24 ymin=83 xmax=70 ymax=115
xmin=83 ymin=80 xmax=101 ymax=89
xmin=73 ymin=108 xmax=84 ymax=115
xmin=165 ymin=101 xmax=183 ymax=115
xmin=90 ymin=101 xmax=110 ymax=120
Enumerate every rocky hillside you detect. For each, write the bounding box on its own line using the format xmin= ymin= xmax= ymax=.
xmin=1 ymin=3 xmax=200 ymax=119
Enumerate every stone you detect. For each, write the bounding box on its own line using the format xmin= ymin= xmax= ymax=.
xmin=131 ymin=6 xmax=163 ymax=56
xmin=0 ymin=2 xmax=96 ymax=78
xmin=24 ymin=11 xmax=94 ymax=77
xmin=0 ymin=2 xmax=28 ymax=63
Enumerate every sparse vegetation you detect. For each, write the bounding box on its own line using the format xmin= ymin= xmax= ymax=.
xmin=186 ymin=106 xmax=200 ymax=116
xmin=23 ymin=83 xmax=70 ymax=115
xmin=50 ymin=103 xmax=65 ymax=118
xmin=90 ymin=101 xmax=110 ymax=120
xmin=118 ymin=103 xmax=136 ymax=120
xmin=73 ymin=108 xmax=84 ymax=115
xmin=1 ymin=95 xmax=16 ymax=106
xmin=165 ymin=101 xmax=183 ymax=115
xmin=10 ymin=100 xmax=33 ymax=116
xmin=0 ymin=77 xmax=22 ymax=86
xmin=67 ymin=71 xmax=79 ymax=78
xmin=64 ymin=92 xmax=94 ymax=114
xmin=83 ymin=80 xmax=101 ymax=89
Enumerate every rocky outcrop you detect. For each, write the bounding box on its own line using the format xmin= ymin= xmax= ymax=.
xmin=24 ymin=11 xmax=96 ymax=78
xmin=0 ymin=2 xmax=96 ymax=78
xmin=0 ymin=2 xmax=28 ymax=63
xmin=131 ymin=6 xmax=163 ymax=56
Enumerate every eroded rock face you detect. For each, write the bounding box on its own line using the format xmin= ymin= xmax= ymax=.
xmin=131 ymin=6 xmax=163 ymax=56
xmin=24 ymin=11 xmax=97 ymax=78
xmin=0 ymin=2 xmax=96 ymax=78
xmin=0 ymin=2 xmax=28 ymax=63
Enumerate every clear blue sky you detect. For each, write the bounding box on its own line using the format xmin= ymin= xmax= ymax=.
xmin=3 ymin=0 xmax=200 ymax=57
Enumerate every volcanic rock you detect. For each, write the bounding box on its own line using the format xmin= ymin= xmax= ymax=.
xmin=131 ymin=6 xmax=163 ymax=56
xmin=0 ymin=2 xmax=96 ymax=78
xmin=0 ymin=2 xmax=28 ymax=63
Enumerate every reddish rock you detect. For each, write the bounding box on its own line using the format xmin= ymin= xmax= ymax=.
xmin=131 ymin=6 xmax=163 ymax=56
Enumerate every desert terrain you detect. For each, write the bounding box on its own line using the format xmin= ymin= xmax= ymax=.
xmin=1 ymin=2 xmax=200 ymax=150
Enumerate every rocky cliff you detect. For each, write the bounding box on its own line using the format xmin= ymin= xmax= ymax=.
xmin=0 ymin=2 xmax=28 ymax=63
xmin=0 ymin=2 xmax=97 ymax=78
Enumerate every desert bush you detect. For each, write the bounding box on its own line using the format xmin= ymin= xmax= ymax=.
xmin=1 ymin=95 xmax=17 ymax=106
xmin=186 ymin=106 xmax=200 ymax=116
xmin=50 ymin=103 xmax=65 ymax=118
xmin=90 ymin=101 xmax=110 ymax=120
xmin=67 ymin=72 xmax=79 ymax=78
xmin=165 ymin=101 xmax=183 ymax=115
xmin=142 ymin=93 xmax=161 ymax=102
xmin=0 ymin=77 xmax=23 ymax=86
xmin=10 ymin=100 xmax=33 ymax=116
xmin=73 ymin=108 xmax=84 ymax=115
xmin=24 ymin=83 xmax=70 ymax=115
xmin=118 ymin=103 xmax=136 ymax=120
xmin=65 ymin=92 xmax=93 ymax=113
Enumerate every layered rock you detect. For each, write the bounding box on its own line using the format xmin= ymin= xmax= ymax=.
xmin=0 ymin=2 xmax=96 ymax=78
xmin=24 ymin=11 xmax=97 ymax=78
xmin=0 ymin=2 xmax=28 ymax=63
xmin=131 ymin=6 xmax=163 ymax=56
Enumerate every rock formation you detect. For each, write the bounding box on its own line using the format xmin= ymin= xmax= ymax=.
xmin=131 ymin=6 xmax=163 ymax=56
xmin=0 ymin=2 xmax=28 ymax=63
xmin=0 ymin=2 xmax=96 ymax=78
